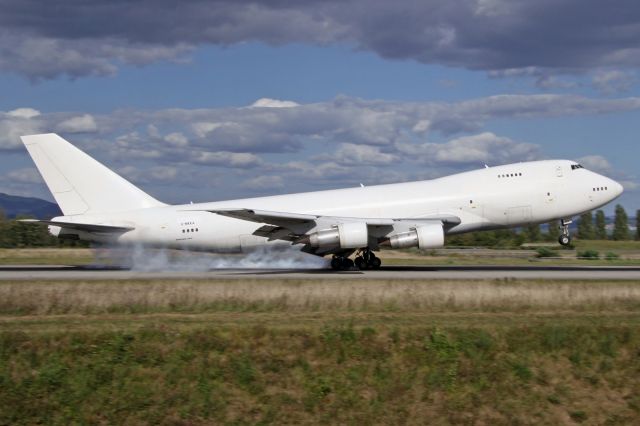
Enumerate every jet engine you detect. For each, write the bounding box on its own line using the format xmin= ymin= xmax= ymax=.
xmin=385 ymin=223 xmax=444 ymax=249
xmin=307 ymin=222 xmax=368 ymax=249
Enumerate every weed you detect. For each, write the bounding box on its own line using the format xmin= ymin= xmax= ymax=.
xmin=535 ymin=247 xmax=558 ymax=258
xmin=578 ymin=249 xmax=600 ymax=259
xmin=570 ymin=410 xmax=588 ymax=422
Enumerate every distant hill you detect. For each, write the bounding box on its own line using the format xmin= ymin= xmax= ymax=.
xmin=0 ymin=193 xmax=62 ymax=219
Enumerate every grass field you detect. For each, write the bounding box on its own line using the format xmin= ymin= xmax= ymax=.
xmin=2 ymin=278 xmax=640 ymax=424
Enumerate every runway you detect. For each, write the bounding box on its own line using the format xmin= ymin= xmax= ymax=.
xmin=2 ymin=265 xmax=640 ymax=280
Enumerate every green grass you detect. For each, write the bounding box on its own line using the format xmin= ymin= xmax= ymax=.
xmin=2 ymin=278 xmax=640 ymax=424
xmin=573 ymin=239 xmax=640 ymax=251
xmin=2 ymin=322 xmax=640 ymax=425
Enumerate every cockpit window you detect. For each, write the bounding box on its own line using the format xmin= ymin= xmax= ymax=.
xmin=571 ymin=164 xmax=585 ymax=170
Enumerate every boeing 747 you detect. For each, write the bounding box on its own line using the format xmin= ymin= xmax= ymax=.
xmin=19 ymin=134 xmax=623 ymax=270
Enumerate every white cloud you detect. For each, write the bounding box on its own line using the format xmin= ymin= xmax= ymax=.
xmin=4 ymin=95 xmax=638 ymax=203
xmin=397 ymin=132 xmax=540 ymax=166
xmin=164 ymin=132 xmax=189 ymax=147
xmin=242 ymin=175 xmax=284 ymax=190
xmin=412 ymin=119 xmax=431 ymax=133
xmin=250 ymin=98 xmax=300 ymax=108
xmin=576 ymin=155 xmax=612 ymax=174
xmin=6 ymin=168 xmax=42 ymax=184
xmin=6 ymin=108 xmax=41 ymax=119
xmin=592 ymin=70 xmax=635 ymax=94
xmin=192 ymin=151 xmax=263 ymax=168
xmin=56 ymin=114 xmax=97 ymax=133
xmin=191 ymin=122 xmax=228 ymax=138
xmin=619 ymin=180 xmax=639 ymax=192
xmin=0 ymin=118 xmax=42 ymax=150
xmin=333 ymin=143 xmax=397 ymax=165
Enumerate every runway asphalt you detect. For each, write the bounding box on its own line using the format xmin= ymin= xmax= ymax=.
xmin=2 ymin=265 xmax=640 ymax=280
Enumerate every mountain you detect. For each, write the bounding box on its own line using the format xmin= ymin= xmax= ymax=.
xmin=0 ymin=193 xmax=62 ymax=219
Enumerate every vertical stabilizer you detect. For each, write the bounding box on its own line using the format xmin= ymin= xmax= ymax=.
xmin=21 ymin=133 xmax=165 ymax=215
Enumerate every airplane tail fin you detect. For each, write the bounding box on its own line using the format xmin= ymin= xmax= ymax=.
xmin=21 ymin=133 xmax=166 ymax=216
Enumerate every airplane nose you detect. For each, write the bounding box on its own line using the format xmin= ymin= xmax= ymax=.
xmin=611 ymin=179 xmax=624 ymax=198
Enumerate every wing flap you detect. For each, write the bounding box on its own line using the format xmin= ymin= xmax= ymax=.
xmin=206 ymin=208 xmax=318 ymax=224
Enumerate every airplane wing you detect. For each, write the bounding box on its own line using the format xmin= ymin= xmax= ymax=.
xmin=18 ymin=219 xmax=134 ymax=233
xmin=189 ymin=208 xmax=461 ymax=252
xmin=203 ymin=208 xmax=460 ymax=226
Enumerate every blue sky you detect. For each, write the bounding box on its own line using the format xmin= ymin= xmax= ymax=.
xmin=0 ymin=0 xmax=639 ymax=215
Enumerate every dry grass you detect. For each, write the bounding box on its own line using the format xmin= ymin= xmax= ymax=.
xmin=0 ymin=248 xmax=94 ymax=265
xmin=2 ymin=278 xmax=640 ymax=424
xmin=2 ymin=279 xmax=640 ymax=315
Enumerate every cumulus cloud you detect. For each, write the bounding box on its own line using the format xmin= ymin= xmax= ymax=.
xmin=192 ymin=151 xmax=263 ymax=168
xmin=7 ymin=108 xmax=41 ymax=119
xmin=242 ymin=175 xmax=284 ymax=190
xmin=250 ymin=98 xmax=300 ymax=108
xmin=164 ymin=132 xmax=189 ymax=147
xmin=6 ymin=168 xmax=42 ymax=184
xmin=397 ymin=132 xmax=540 ymax=166
xmin=332 ymin=143 xmax=397 ymax=165
xmin=5 ymin=94 xmax=636 ymax=201
xmin=592 ymin=70 xmax=636 ymax=94
xmin=576 ymin=155 xmax=612 ymax=174
xmin=56 ymin=114 xmax=98 ymax=133
xmin=2 ymin=0 xmax=640 ymax=79
xmin=0 ymin=111 xmax=43 ymax=150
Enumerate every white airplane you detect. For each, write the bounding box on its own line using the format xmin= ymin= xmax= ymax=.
xmin=19 ymin=133 xmax=623 ymax=270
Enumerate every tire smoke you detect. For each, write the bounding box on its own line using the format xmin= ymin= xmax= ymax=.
xmin=91 ymin=245 xmax=330 ymax=271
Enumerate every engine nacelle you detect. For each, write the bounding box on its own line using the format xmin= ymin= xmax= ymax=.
xmin=387 ymin=223 xmax=444 ymax=249
xmin=308 ymin=222 xmax=368 ymax=249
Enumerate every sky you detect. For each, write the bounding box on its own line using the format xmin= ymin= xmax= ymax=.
xmin=0 ymin=0 xmax=639 ymax=214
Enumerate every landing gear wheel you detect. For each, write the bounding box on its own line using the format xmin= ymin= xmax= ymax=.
xmin=355 ymin=249 xmax=382 ymax=270
xmin=330 ymin=257 xmax=342 ymax=270
xmin=330 ymin=256 xmax=355 ymax=271
xmin=558 ymin=218 xmax=573 ymax=247
xmin=558 ymin=235 xmax=571 ymax=246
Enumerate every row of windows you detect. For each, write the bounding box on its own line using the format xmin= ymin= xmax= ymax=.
xmin=182 ymin=228 xmax=199 ymax=233
xmin=498 ymin=172 xmax=522 ymax=178
xmin=593 ymin=187 xmax=608 ymax=192
xmin=571 ymin=164 xmax=585 ymax=170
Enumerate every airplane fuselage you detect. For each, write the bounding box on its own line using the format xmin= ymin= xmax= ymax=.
xmin=50 ymin=159 xmax=623 ymax=253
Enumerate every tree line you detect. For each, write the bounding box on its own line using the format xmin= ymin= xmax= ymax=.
xmin=0 ymin=211 xmax=87 ymax=248
xmin=0 ymin=206 xmax=638 ymax=249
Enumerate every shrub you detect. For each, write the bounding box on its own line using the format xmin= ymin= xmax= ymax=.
xmin=535 ymin=247 xmax=558 ymax=258
xmin=577 ymin=250 xmax=599 ymax=260
xmin=605 ymin=252 xmax=620 ymax=260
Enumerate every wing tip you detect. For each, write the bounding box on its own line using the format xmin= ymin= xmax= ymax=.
xmin=20 ymin=133 xmax=61 ymax=146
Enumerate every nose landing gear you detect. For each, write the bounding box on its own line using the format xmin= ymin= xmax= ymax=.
xmin=558 ymin=219 xmax=572 ymax=246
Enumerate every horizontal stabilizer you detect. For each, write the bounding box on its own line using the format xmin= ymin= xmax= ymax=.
xmin=18 ymin=219 xmax=134 ymax=233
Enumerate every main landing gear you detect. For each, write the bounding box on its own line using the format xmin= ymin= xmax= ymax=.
xmin=330 ymin=249 xmax=381 ymax=271
xmin=558 ymin=219 xmax=572 ymax=246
